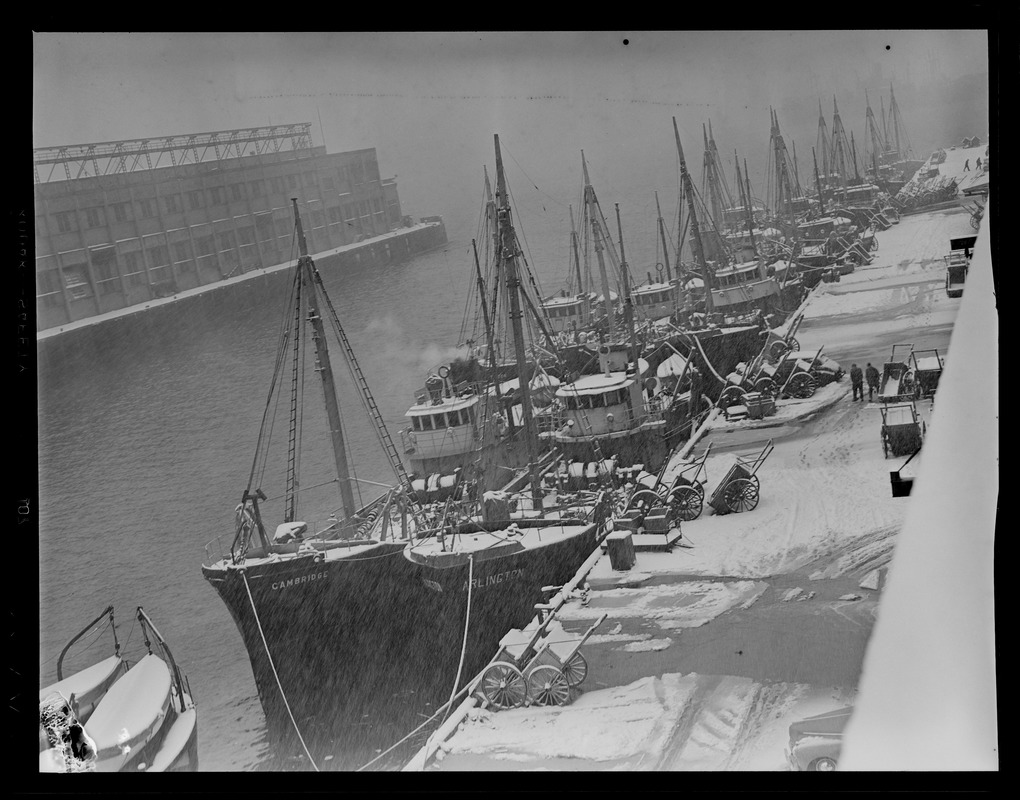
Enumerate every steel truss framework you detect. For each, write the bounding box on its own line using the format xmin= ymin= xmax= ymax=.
xmin=34 ymin=123 xmax=314 ymax=184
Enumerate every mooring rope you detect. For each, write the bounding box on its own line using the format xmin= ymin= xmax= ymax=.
xmin=240 ymin=571 xmax=319 ymax=772
xmin=443 ymin=554 xmax=474 ymax=728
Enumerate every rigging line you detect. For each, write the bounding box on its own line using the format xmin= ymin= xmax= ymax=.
xmin=249 ymin=264 xmax=302 ymax=493
xmin=240 ymin=571 xmax=319 ymax=771
xmin=252 ymin=235 xmax=302 ymax=490
xmin=498 ymin=137 xmax=568 ymax=210
xmin=295 ymin=292 xmax=308 ymax=515
xmin=504 ymin=180 xmax=546 ymax=302
xmin=355 ymin=681 xmax=473 ymax=772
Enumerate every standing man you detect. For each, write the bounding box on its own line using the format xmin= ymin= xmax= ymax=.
xmin=865 ymin=362 xmax=881 ymax=402
xmin=964 ymin=159 xmax=970 ymax=171
xmin=850 ymin=363 xmax=864 ymax=402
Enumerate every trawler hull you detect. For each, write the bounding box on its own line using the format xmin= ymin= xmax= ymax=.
xmin=201 ymin=522 xmax=602 ymax=755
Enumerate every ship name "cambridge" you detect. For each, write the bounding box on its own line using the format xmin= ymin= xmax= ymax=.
xmin=463 ymin=568 xmax=524 ymax=592
xmin=272 ymin=571 xmax=328 ymax=590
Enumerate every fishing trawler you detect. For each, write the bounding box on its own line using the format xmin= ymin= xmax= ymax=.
xmin=201 ymin=140 xmax=612 ymax=760
xmin=39 ymin=606 xmax=198 ymax=773
xmin=674 ymin=117 xmax=805 ymax=322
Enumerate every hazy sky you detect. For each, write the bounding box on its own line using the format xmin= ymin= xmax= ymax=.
xmin=34 ymin=31 xmax=990 ymax=248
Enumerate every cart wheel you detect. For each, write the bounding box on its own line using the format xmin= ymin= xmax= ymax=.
xmin=668 ymin=485 xmax=703 ymax=521
xmin=755 ymin=377 xmax=778 ymax=398
xmin=769 ymin=340 xmax=790 ymax=361
xmin=718 ymin=386 xmax=747 ymax=410
xmin=562 ymin=652 xmax=588 ymax=687
xmin=479 ymin=662 xmax=527 ymax=710
xmin=786 ymin=372 xmax=817 ymax=399
xmin=625 ymin=489 xmax=660 ymax=513
xmin=723 ymin=478 xmax=760 ymax=514
xmin=693 ymin=480 xmax=705 ymax=501
xmin=748 ymin=473 xmax=760 ymax=492
xmin=527 ymin=666 xmax=571 ymax=706
xmin=788 ymin=337 xmax=800 ymax=353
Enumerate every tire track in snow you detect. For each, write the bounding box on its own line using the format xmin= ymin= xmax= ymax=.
xmin=654 ymin=674 xmax=723 ymax=771
xmin=725 ymin=681 xmax=799 ymax=771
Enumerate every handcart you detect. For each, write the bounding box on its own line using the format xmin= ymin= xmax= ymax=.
xmin=705 ymin=439 xmax=775 ymax=516
xmin=880 ymin=402 xmax=925 ymax=458
xmin=878 ymin=343 xmax=916 ymax=403
xmin=477 ymin=612 xmax=608 ymax=709
xmin=909 ymin=349 xmax=944 ymax=400
xmin=773 ymin=348 xmax=827 ymax=400
xmin=664 ymin=442 xmax=714 ymax=522
xmin=615 ymin=443 xmax=714 ymax=533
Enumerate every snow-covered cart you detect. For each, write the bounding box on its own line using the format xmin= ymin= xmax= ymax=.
xmin=477 ymin=612 xmax=608 ymax=709
xmin=616 ymin=442 xmax=714 ymax=526
xmin=880 ymin=402 xmax=925 ymax=458
xmin=705 ymin=439 xmax=775 ymax=516
xmin=909 ymin=349 xmax=944 ymax=400
xmin=878 ymin=343 xmax=916 ymax=403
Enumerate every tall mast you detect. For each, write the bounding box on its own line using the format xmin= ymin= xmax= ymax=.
xmin=880 ymin=96 xmax=888 ymax=152
xmin=483 ymin=166 xmax=503 ymax=362
xmin=890 ymin=83 xmax=901 ymax=157
xmin=850 ymin=130 xmax=861 ymax=183
xmin=483 ymin=165 xmax=499 ymax=261
xmin=792 ymin=140 xmax=801 ymax=188
xmin=615 ymin=203 xmax=639 ymax=373
xmin=655 ymin=191 xmax=672 ymax=281
xmin=472 ymin=237 xmax=504 ymax=404
xmin=741 ymin=157 xmax=757 ymax=253
xmin=583 ymin=150 xmax=617 ymax=333
xmin=812 ymin=146 xmax=826 ymax=214
xmin=293 ymin=199 xmax=357 ymax=521
xmin=864 ymin=89 xmax=885 ymax=177
xmin=493 ymin=134 xmax=542 ymax=509
xmin=569 ymin=204 xmax=585 ymax=299
xmin=817 ymin=99 xmax=832 ymax=184
xmin=673 ymin=117 xmax=714 ymax=314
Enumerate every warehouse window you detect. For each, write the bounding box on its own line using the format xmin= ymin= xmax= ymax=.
xmin=149 ymin=245 xmax=169 ymax=266
xmin=54 ymin=211 xmax=76 ymax=233
xmin=111 ymin=202 xmax=131 ymax=223
xmin=173 ymin=242 xmax=192 ymax=262
xmin=188 ymin=190 xmax=204 ymax=211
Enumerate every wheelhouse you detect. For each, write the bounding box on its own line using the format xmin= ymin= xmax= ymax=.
xmin=541 ymin=293 xmax=592 ymax=333
xmin=403 ymin=394 xmax=480 ymax=463
xmin=630 ymin=281 xmax=677 ymax=322
xmin=554 ymin=372 xmax=642 ymax=436
xmin=711 ymin=260 xmax=781 ymax=310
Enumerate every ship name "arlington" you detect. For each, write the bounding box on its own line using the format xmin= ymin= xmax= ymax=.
xmin=463 ymin=568 xmax=524 ymax=592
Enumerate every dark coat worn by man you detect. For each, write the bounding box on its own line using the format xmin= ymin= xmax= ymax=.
xmin=865 ymin=363 xmax=881 ymax=400
xmin=850 ymin=364 xmax=864 ymax=401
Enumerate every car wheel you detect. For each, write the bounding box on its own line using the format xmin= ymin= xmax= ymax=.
xmin=809 ymin=756 xmax=837 ymax=772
